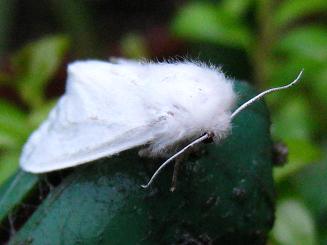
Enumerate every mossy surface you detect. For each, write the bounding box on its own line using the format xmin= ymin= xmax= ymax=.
xmin=7 ymin=81 xmax=275 ymax=245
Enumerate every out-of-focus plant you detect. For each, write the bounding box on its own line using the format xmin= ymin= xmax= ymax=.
xmin=171 ymin=0 xmax=327 ymax=244
xmin=0 ymin=36 xmax=69 ymax=185
xmin=271 ymin=199 xmax=317 ymax=245
xmin=120 ymin=33 xmax=150 ymax=59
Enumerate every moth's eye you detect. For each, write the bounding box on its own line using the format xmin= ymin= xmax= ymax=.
xmin=207 ymin=132 xmax=215 ymax=138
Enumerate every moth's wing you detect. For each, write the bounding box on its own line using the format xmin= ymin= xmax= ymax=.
xmin=20 ymin=61 xmax=160 ymax=173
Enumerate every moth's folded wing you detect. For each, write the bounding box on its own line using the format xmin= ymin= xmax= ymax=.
xmin=20 ymin=61 xmax=157 ymax=173
xmin=20 ymin=112 xmax=155 ymax=173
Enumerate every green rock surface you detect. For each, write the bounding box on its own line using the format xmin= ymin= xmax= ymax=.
xmin=6 ymin=81 xmax=275 ymax=244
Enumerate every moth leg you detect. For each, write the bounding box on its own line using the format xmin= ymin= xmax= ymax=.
xmin=170 ymin=138 xmax=211 ymax=192
xmin=170 ymin=157 xmax=182 ymax=192
xmin=170 ymin=143 xmax=200 ymax=192
xmin=141 ymin=133 xmax=211 ymax=189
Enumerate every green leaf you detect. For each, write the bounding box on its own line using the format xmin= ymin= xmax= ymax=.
xmin=293 ymin=156 xmax=327 ymax=219
xmin=12 ymin=35 xmax=69 ymax=109
xmin=272 ymin=96 xmax=316 ymax=141
xmin=0 ymin=133 xmax=18 ymax=149
xmin=268 ymin=57 xmax=320 ymax=89
xmin=0 ymin=72 xmax=13 ymax=86
xmin=120 ymin=33 xmax=149 ymax=59
xmin=311 ymin=66 xmax=327 ymax=107
xmin=0 ymin=151 xmax=20 ymax=186
xmin=221 ymin=0 xmax=253 ymax=17
xmin=51 ymin=0 xmax=95 ymax=56
xmin=274 ymin=139 xmax=321 ymax=181
xmin=276 ymin=26 xmax=327 ymax=62
xmin=171 ymin=2 xmax=252 ymax=49
xmin=0 ymin=99 xmax=28 ymax=149
xmin=0 ymin=170 xmax=39 ymax=222
xmin=272 ymin=97 xmax=321 ymax=181
xmin=271 ymin=199 xmax=317 ymax=245
xmin=274 ymin=0 xmax=327 ymax=28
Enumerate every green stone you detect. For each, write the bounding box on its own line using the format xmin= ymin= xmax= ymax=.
xmin=7 ymin=81 xmax=275 ymax=245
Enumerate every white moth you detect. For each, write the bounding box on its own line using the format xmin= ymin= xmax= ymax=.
xmin=19 ymin=59 xmax=302 ymax=188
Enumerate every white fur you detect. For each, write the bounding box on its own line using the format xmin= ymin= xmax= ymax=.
xmin=20 ymin=60 xmax=236 ymax=173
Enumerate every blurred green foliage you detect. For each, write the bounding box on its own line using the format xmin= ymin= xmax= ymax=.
xmin=271 ymin=199 xmax=317 ymax=245
xmin=0 ymin=36 xmax=69 ymax=184
xmin=0 ymin=0 xmax=326 ymax=244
